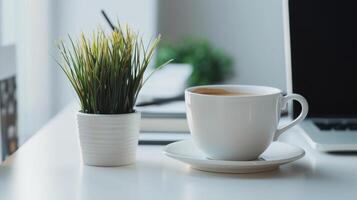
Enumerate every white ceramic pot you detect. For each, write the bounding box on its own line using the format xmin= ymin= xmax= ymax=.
xmin=77 ymin=112 xmax=141 ymax=166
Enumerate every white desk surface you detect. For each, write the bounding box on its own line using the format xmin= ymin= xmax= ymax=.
xmin=1 ymin=102 xmax=357 ymax=200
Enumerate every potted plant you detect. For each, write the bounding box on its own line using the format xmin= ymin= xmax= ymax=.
xmin=56 ymin=24 xmax=170 ymax=166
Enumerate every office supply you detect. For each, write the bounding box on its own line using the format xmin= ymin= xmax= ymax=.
xmin=139 ymin=132 xmax=190 ymax=145
xmin=140 ymin=116 xmax=188 ymax=132
xmin=137 ymin=101 xmax=189 ymax=132
xmin=135 ymin=63 xmax=191 ymax=133
xmin=137 ymin=64 xmax=191 ymax=104
xmin=101 ymin=10 xmax=116 ymax=31
xmin=136 ymin=94 xmax=184 ymax=107
xmin=285 ymin=0 xmax=357 ymax=151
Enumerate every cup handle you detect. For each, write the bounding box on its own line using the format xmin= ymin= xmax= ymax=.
xmin=274 ymin=94 xmax=309 ymax=140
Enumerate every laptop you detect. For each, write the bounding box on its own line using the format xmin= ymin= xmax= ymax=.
xmin=284 ymin=0 xmax=357 ymax=151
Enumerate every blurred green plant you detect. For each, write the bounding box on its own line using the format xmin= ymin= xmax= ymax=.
xmin=155 ymin=38 xmax=233 ymax=86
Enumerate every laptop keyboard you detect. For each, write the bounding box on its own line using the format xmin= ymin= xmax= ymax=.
xmin=314 ymin=122 xmax=357 ymax=131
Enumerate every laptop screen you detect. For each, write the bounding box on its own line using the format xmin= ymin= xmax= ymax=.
xmin=289 ymin=0 xmax=357 ymax=118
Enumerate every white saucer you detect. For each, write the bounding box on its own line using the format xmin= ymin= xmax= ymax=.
xmin=163 ymin=140 xmax=305 ymax=173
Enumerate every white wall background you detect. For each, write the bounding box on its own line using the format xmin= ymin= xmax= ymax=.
xmin=158 ymin=0 xmax=287 ymax=92
xmin=15 ymin=0 xmax=54 ymax=144
xmin=1 ymin=0 xmax=16 ymax=45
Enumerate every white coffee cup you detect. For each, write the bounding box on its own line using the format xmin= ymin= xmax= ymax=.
xmin=185 ymin=85 xmax=308 ymax=161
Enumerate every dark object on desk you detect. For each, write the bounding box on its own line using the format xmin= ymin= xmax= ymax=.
xmin=101 ymin=10 xmax=116 ymax=31
xmin=136 ymin=94 xmax=184 ymax=107
xmin=0 ymin=76 xmax=18 ymax=160
xmin=314 ymin=122 xmax=357 ymax=131
xmin=0 ymin=45 xmax=18 ymax=161
xmin=139 ymin=140 xmax=175 ymax=145
xmin=138 ymin=132 xmax=190 ymax=145
xmin=288 ymin=0 xmax=357 ymax=151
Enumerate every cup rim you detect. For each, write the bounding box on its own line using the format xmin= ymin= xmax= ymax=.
xmin=185 ymin=84 xmax=282 ymax=98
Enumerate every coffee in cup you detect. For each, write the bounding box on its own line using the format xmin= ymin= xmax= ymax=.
xmin=192 ymin=87 xmax=253 ymax=96
xmin=185 ymin=85 xmax=308 ymax=161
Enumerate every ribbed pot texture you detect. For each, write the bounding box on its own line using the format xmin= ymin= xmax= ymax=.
xmin=77 ymin=112 xmax=141 ymax=166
